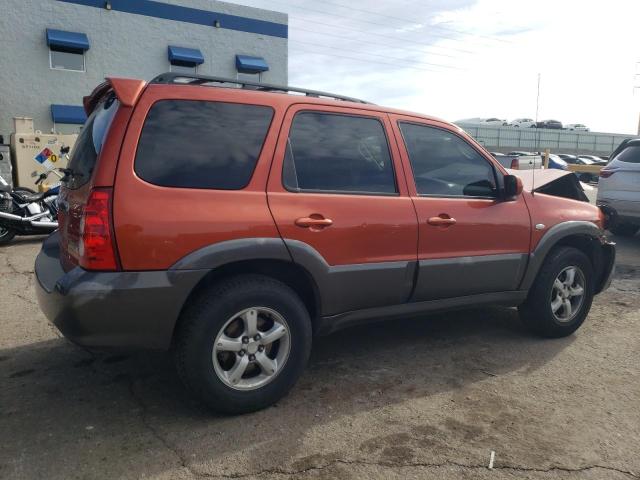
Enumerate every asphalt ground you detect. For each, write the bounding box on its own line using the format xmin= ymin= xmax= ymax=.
xmin=1 ymin=197 xmax=639 ymax=480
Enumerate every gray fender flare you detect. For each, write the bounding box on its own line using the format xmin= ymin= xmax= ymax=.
xmin=169 ymin=238 xmax=292 ymax=271
xmin=519 ymin=221 xmax=605 ymax=291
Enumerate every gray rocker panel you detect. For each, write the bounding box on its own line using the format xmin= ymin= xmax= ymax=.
xmin=411 ymin=253 xmax=528 ymax=302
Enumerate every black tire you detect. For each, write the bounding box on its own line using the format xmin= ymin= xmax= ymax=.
xmin=0 ymin=227 xmax=16 ymax=245
xmin=175 ymin=274 xmax=312 ymax=414
xmin=519 ymin=247 xmax=594 ymax=338
xmin=609 ymin=223 xmax=639 ymax=237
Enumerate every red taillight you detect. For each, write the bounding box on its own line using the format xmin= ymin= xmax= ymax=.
xmin=79 ymin=188 xmax=119 ymax=271
xmin=510 ymin=158 xmax=519 ymax=169
xmin=599 ymin=169 xmax=616 ymax=178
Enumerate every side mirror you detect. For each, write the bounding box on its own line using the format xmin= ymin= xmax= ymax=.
xmin=503 ymin=174 xmax=523 ymax=199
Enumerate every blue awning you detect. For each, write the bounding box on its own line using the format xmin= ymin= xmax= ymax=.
xmin=51 ymin=105 xmax=87 ymax=125
xmin=235 ymin=55 xmax=269 ymax=74
xmin=46 ymin=28 xmax=90 ymax=52
xmin=168 ymin=46 xmax=205 ymax=66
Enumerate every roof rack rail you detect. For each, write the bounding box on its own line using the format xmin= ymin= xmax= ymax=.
xmin=150 ymin=72 xmax=372 ymax=104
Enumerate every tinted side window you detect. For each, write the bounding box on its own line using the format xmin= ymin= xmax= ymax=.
xmin=135 ymin=100 xmax=273 ymax=189
xmin=399 ymin=123 xmax=497 ymax=197
xmin=615 ymin=145 xmax=640 ymax=164
xmin=283 ymin=112 xmax=397 ymax=194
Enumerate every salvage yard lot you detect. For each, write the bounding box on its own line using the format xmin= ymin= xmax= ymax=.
xmin=1 ymin=233 xmax=639 ymax=480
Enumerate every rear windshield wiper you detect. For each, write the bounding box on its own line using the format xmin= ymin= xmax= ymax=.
xmin=58 ymin=168 xmax=84 ymax=182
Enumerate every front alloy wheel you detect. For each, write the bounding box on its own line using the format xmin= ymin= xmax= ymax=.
xmin=519 ymin=246 xmax=594 ymax=338
xmin=550 ymin=266 xmax=586 ymax=323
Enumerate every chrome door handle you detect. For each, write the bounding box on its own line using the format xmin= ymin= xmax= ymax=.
xmin=427 ymin=215 xmax=456 ymax=227
xmin=295 ymin=216 xmax=333 ymax=229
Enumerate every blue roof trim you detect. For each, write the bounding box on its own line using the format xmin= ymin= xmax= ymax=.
xmin=56 ymin=0 xmax=288 ymax=39
xmin=168 ymin=46 xmax=204 ymax=66
xmin=236 ymin=55 xmax=269 ymax=74
xmin=46 ymin=28 xmax=90 ymax=52
xmin=51 ymin=105 xmax=87 ymax=124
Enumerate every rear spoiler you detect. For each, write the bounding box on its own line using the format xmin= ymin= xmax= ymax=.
xmin=83 ymin=77 xmax=146 ymax=115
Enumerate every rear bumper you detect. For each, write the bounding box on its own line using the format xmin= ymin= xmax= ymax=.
xmin=35 ymin=232 xmax=205 ymax=349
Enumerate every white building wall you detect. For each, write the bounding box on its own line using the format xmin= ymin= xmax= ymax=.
xmin=0 ymin=0 xmax=288 ymax=137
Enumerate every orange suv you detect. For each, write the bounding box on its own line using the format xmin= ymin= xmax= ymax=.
xmin=35 ymin=73 xmax=615 ymax=413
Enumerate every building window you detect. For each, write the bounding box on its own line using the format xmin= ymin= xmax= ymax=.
xmin=49 ymin=49 xmax=85 ymax=72
xmin=46 ymin=29 xmax=90 ymax=72
xmin=237 ymin=72 xmax=262 ymax=83
xmin=170 ymin=63 xmax=198 ymax=75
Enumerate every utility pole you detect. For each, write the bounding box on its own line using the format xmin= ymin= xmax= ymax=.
xmin=535 ymin=73 xmax=541 ymax=124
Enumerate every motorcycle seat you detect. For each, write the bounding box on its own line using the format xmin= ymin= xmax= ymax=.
xmin=14 ymin=191 xmax=48 ymax=203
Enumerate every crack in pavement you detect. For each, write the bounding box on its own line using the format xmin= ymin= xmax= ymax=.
xmin=2 ymin=255 xmax=33 ymax=276
xmin=176 ymin=457 xmax=639 ymax=479
xmin=127 ymin=379 xmax=202 ymax=480
xmin=11 ymin=291 xmax=37 ymax=306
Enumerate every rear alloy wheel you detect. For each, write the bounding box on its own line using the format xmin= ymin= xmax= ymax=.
xmin=519 ymin=247 xmax=594 ymax=337
xmin=609 ymin=223 xmax=639 ymax=237
xmin=212 ymin=307 xmax=291 ymax=390
xmin=175 ymin=275 xmax=312 ymax=414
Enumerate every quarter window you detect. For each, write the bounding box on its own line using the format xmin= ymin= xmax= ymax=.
xmin=283 ymin=112 xmax=397 ymax=194
xmin=614 ymin=145 xmax=640 ymax=164
xmin=135 ymin=100 xmax=274 ymax=190
xmin=399 ymin=123 xmax=497 ymax=197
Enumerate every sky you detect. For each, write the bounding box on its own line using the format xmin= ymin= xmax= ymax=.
xmin=230 ymin=0 xmax=640 ymax=134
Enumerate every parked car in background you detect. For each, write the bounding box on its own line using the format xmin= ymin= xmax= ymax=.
xmin=597 ymin=138 xmax=640 ymax=237
xmin=481 ymin=117 xmax=508 ymax=126
xmin=34 ymin=73 xmax=615 ymax=414
xmin=455 ymin=118 xmax=507 ymax=126
xmin=537 ymin=119 xmax=563 ymax=129
xmin=491 ymin=152 xmax=519 ymax=169
xmin=579 ymin=155 xmax=607 ymax=165
xmin=558 ymin=154 xmax=597 ymax=183
xmin=565 ymin=124 xmax=590 ymax=132
xmin=508 ymin=151 xmax=534 ymax=156
xmin=494 ymin=152 xmax=542 ymax=169
xmin=510 ymin=118 xmax=537 ymax=128
xmin=547 ymin=154 xmax=569 ymax=170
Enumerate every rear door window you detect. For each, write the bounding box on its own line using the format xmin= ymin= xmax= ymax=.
xmin=135 ymin=100 xmax=274 ymax=189
xmin=282 ymin=112 xmax=397 ymax=194
xmin=65 ymin=93 xmax=119 ymax=189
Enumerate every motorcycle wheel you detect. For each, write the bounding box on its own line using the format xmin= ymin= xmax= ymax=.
xmin=0 ymin=226 xmax=16 ymax=245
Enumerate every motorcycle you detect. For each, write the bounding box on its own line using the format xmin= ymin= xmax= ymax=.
xmin=0 ymin=169 xmax=61 ymax=245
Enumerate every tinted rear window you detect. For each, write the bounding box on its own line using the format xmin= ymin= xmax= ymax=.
xmin=614 ymin=145 xmax=640 ymax=164
xmin=135 ymin=100 xmax=273 ymax=189
xmin=66 ymin=93 xmax=119 ymax=189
